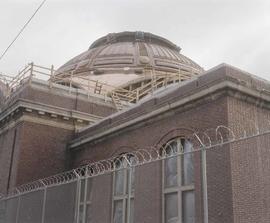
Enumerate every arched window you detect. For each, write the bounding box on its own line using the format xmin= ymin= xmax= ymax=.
xmin=112 ymin=154 xmax=135 ymax=223
xmin=77 ymin=167 xmax=93 ymax=223
xmin=162 ymin=138 xmax=195 ymax=223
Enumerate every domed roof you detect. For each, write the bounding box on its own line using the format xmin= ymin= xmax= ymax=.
xmin=55 ymin=31 xmax=203 ymax=91
xmin=56 ymin=31 xmax=203 ymax=75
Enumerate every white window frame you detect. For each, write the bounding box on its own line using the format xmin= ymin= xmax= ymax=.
xmin=162 ymin=138 xmax=195 ymax=223
xmin=111 ymin=155 xmax=135 ymax=223
xmin=77 ymin=176 xmax=93 ymax=223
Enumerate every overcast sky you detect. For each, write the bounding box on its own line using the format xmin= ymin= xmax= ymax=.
xmin=0 ymin=0 xmax=270 ymax=79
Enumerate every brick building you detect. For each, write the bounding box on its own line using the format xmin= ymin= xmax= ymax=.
xmin=0 ymin=31 xmax=269 ymax=223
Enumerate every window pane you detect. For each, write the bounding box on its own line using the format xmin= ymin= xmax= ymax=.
xmin=130 ymin=198 xmax=134 ymax=223
xmin=79 ymin=205 xmax=84 ymax=223
xmin=85 ymin=204 xmax=92 ymax=223
xmin=129 ymin=156 xmax=136 ymax=193
xmin=114 ymin=169 xmax=125 ymax=195
xmin=131 ymin=167 xmax=135 ymax=192
xmin=80 ymin=179 xmax=86 ymax=202
xmin=165 ymin=193 xmax=179 ymax=223
xmin=182 ymin=140 xmax=194 ymax=185
xmin=165 ymin=141 xmax=178 ymax=155
xmin=127 ymin=167 xmax=135 ymax=193
xmin=165 ymin=141 xmax=178 ymax=187
xmin=113 ymin=200 xmax=124 ymax=223
xmin=182 ymin=191 xmax=195 ymax=223
xmin=86 ymin=179 xmax=93 ymax=202
xmin=165 ymin=156 xmax=178 ymax=187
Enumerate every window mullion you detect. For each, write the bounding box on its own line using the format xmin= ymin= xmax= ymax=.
xmin=112 ymin=155 xmax=135 ymax=223
xmin=126 ymin=167 xmax=133 ymax=223
xmin=181 ymin=185 xmax=195 ymax=191
xmin=124 ymin=167 xmax=128 ymax=195
xmin=163 ymin=138 xmax=195 ymax=223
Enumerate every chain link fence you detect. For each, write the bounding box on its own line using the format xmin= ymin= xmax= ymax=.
xmin=0 ymin=125 xmax=269 ymax=223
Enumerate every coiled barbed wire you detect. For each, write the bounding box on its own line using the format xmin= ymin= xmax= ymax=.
xmin=1 ymin=124 xmax=270 ymax=200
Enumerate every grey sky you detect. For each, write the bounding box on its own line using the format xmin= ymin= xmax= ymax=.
xmin=0 ymin=0 xmax=270 ymax=79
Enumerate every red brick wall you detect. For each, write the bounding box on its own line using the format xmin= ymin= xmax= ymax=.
xmin=10 ymin=122 xmax=74 ymax=188
xmin=0 ymin=125 xmax=21 ymax=195
xmin=72 ymin=95 xmax=232 ymax=223
xmin=228 ymin=97 xmax=270 ymax=223
xmin=0 ymin=120 xmax=74 ymax=194
xmin=72 ymin=96 xmax=229 ymax=164
xmin=0 ymin=81 xmax=117 ymax=194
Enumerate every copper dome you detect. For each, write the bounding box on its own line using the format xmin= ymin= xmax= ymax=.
xmin=55 ymin=31 xmax=203 ymax=90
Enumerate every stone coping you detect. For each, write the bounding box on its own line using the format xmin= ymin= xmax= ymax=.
xmin=68 ymin=63 xmax=270 ymax=148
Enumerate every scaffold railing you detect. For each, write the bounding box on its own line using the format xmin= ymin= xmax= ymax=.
xmin=1 ymin=62 xmax=198 ymax=110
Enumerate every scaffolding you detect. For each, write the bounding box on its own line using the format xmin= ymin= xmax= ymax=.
xmin=0 ymin=62 xmax=198 ymax=110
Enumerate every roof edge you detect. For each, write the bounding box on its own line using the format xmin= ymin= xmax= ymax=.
xmin=69 ymin=64 xmax=270 ymax=149
xmin=89 ymin=31 xmax=181 ymax=52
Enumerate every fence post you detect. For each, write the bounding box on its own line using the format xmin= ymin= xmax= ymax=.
xmin=74 ymin=170 xmax=81 ymax=223
xmin=41 ymin=187 xmax=47 ymax=223
xmin=201 ymin=147 xmax=209 ymax=223
xmin=15 ymin=196 xmax=21 ymax=223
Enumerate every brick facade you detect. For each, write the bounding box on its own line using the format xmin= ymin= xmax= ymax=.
xmin=0 ymin=80 xmax=116 ymax=195
xmin=68 ymin=65 xmax=270 ymax=223
xmin=1 ymin=64 xmax=270 ymax=222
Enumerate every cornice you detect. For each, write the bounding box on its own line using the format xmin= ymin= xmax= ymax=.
xmin=69 ymin=79 xmax=270 ymax=149
xmin=0 ymin=99 xmax=103 ymax=133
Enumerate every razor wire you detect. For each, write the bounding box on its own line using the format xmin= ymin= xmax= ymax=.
xmin=1 ymin=123 xmax=270 ymax=200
